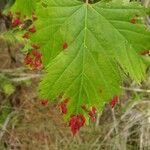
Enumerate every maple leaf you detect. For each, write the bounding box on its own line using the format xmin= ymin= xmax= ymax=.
xmin=11 ymin=0 xmax=36 ymax=16
xmin=31 ymin=0 xmax=150 ymax=116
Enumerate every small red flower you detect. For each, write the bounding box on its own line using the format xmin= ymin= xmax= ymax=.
xmin=69 ymin=114 xmax=85 ymax=136
xmin=59 ymin=98 xmax=69 ymax=114
xmin=130 ymin=18 xmax=136 ymax=24
xmin=33 ymin=59 xmax=43 ymax=70
xmin=109 ymin=96 xmax=119 ymax=108
xmin=88 ymin=106 xmax=97 ymax=122
xmin=24 ymin=50 xmax=43 ymax=70
xmin=32 ymin=44 xmax=40 ymax=49
xmin=63 ymin=42 xmax=68 ymax=49
xmin=40 ymin=99 xmax=48 ymax=106
xmin=12 ymin=18 xmax=22 ymax=27
xmin=59 ymin=102 xmax=67 ymax=114
xmin=28 ymin=26 xmax=36 ymax=33
xmin=32 ymin=50 xmax=42 ymax=58
xmin=22 ymin=32 xmax=30 ymax=39
xmin=24 ymin=54 xmax=33 ymax=65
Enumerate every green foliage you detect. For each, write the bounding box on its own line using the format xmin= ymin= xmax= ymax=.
xmin=0 ymin=31 xmax=23 ymax=45
xmin=0 ymin=74 xmax=15 ymax=95
xmin=3 ymin=83 xmax=15 ymax=95
xmin=11 ymin=0 xmax=36 ymax=16
xmin=0 ymin=104 xmax=12 ymax=125
xmin=30 ymin=0 xmax=150 ymax=116
xmin=2 ymin=0 xmax=15 ymax=12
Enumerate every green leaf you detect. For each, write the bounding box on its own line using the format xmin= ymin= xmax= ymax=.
xmin=34 ymin=0 xmax=150 ymax=115
xmin=3 ymin=83 xmax=15 ymax=95
xmin=11 ymin=0 xmax=36 ymax=16
xmin=0 ymin=74 xmax=15 ymax=95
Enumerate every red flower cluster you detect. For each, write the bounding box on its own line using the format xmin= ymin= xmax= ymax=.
xmin=22 ymin=33 xmax=30 ymax=39
xmin=28 ymin=26 xmax=36 ymax=33
xmin=32 ymin=44 xmax=40 ymax=49
xmin=22 ymin=26 xmax=36 ymax=39
xmin=59 ymin=98 xmax=69 ymax=114
xmin=11 ymin=12 xmax=22 ymax=28
xmin=12 ymin=18 xmax=22 ymax=27
xmin=11 ymin=11 xmax=38 ymax=28
xmin=40 ymin=99 xmax=48 ymax=106
xmin=24 ymin=44 xmax=43 ymax=70
xmin=63 ymin=42 xmax=68 ymax=49
xmin=81 ymin=105 xmax=97 ymax=122
xmin=10 ymin=11 xmax=38 ymax=40
xmin=109 ymin=96 xmax=119 ymax=108
xmin=88 ymin=106 xmax=97 ymax=122
xmin=69 ymin=114 xmax=85 ymax=136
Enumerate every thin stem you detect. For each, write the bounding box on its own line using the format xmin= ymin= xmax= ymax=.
xmin=86 ymin=0 xmax=88 ymax=4
xmin=11 ymin=74 xmax=42 ymax=82
xmin=121 ymin=86 xmax=150 ymax=93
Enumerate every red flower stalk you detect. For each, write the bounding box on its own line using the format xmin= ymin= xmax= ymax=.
xmin=109 ymin=96 xmax=119 ymax=108
xmin=33 ymin=58 xmax=43 ymax=70
xmin=40 ymin=99 xmax=48 ymax=106
xmin=59 ymin=98 xmax=69 ymax=114
xmin=63 ymin=42 xmax=68 ymax=49
xmin=32 ymin=44 xmax=40 ymax=49
xmin=22 ymin=32 xmax=30 ymax=39
xmin=69 ymin=114 xmax=85 ymax=136
xmin=12 ymin=18 xmax=22 ymax=27
xmin=88 ymin=106 xmax=97 ymax=122
xmin=24 ymin=50 xmax=43 ymax=70
xmin=28 ymin=26 xmax=36 ymax=33
xmin=130 ymin=18 xmax=136 ymax=24
xmin=33 ymin=61 xmax=43 ymax=70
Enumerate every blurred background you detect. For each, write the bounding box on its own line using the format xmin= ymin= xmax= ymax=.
xmin=0 ymin=0 xmax=150 ymax=150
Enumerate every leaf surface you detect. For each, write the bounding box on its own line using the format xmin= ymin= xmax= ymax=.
xmin=11 ymin=0 xmax=36 ymax=16
xmin=32 ymin=0 xmax=150 ymax=115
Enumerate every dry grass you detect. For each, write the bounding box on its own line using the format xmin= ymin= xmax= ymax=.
xmin=0 ymin=79 xmax=150 ymax=150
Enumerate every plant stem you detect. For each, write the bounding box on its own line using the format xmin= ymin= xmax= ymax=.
xmin=86 ymin=0 xmax=88 ymax=4
xmin=0 ymin=111 xmax=16 ymax=141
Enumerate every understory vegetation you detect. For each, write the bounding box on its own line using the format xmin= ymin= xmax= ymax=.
xmin=0 ymin=0 xmax=150 ymax=149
